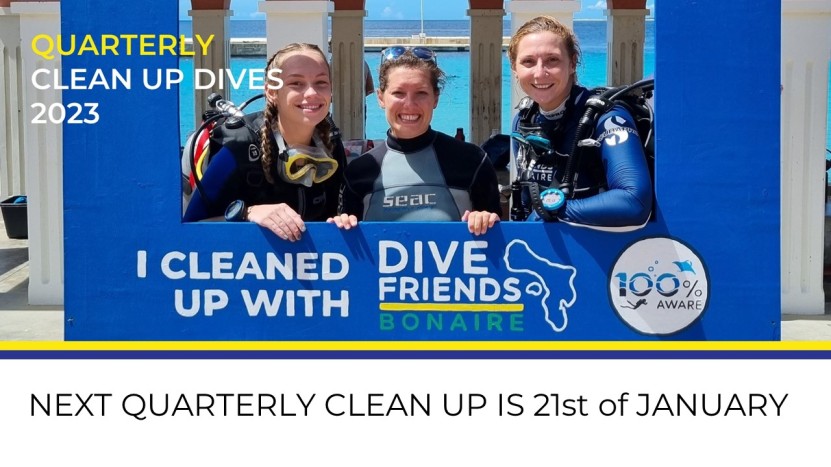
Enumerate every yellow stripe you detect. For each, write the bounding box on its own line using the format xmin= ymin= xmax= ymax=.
xmin=379 ymin=303 xmax=524 ymax=312
xmin=3 ymin=341 xmax=831 ymax=351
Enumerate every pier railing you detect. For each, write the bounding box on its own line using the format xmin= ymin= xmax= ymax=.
xmin=183 ymin=37 xmax=513 ymax=56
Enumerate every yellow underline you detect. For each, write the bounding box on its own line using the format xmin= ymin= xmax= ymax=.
xmin=379 ymin=303 xmax=524 ymax=312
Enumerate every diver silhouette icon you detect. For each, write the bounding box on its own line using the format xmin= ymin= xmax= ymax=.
xmin=621 ymin=298 xmax=648 ymax=309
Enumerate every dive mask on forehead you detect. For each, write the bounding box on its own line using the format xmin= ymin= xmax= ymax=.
xmin=381 ymin=46 xmax=437 ymax=65
xmin=274 ymin=132 xmax=338 ymax=187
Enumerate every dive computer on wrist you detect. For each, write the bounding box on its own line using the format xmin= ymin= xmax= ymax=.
xmin=225 ymin=200 xmax=247 ymax=222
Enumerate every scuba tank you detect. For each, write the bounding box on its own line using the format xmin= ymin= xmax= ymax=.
xmin=181 ymin=93 xmax=264 ymax=211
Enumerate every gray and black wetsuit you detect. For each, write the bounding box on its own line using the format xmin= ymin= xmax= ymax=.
xmin=339 ymin=128 xmax=501 ymax=221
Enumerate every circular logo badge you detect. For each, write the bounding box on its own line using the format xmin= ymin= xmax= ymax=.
xmin=609 ymin=237 xmax=709 ymax=335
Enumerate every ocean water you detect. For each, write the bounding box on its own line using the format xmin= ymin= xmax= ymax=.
xmin=177 ymin=20 xmax=830 ymax=153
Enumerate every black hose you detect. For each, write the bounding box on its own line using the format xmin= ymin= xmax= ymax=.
xmin=510 ymin=179 xmax=527 ymax=221
xmin=559 ymin=88 xmax=616 ymax=194
xmin=608 ymin=78 xmax=654 ymax=101
xmin=559 ymin=78 xmax=654 ymax=197
xmin=239 ymin=93 xmax=264 ymax=111
xmin=559 ymin=109 xmax=593 ymax=194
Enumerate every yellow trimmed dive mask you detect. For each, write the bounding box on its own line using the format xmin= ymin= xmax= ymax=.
xmin=274 ymin=132 xmax=338 ymax=187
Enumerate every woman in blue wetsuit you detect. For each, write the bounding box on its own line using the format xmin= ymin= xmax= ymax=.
xmin=183 ymin=43 xmax=345 ymax=242
xmin=329 ymin=47 xmax=501 ymax=236
xmin=508 ymin=16 xmax=652 ymax=230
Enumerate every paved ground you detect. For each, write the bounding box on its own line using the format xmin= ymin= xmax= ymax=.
xmin=0 ymin=217 xmax=63 ymax=341
xmin=1 ymin=217 xmax=830 ymax=342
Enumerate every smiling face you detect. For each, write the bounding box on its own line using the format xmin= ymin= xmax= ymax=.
xmin=266 ymin=50 xmax=332 ymax=133
xmin=377 ymin=66 xmax=439 ymax=140
xmin=512 ymin=31 xmax=577 ymax=112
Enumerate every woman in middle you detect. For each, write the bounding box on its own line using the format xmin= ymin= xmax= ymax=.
xmin=331 ymin=46 xmax=501 ymax=236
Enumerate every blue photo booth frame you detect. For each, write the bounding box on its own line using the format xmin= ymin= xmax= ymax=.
xmin=62 ymin=0 xmax=780 ymax=341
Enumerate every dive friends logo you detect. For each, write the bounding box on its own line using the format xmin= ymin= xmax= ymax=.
xmin=377 ymin=239 xmax=577 ymax=334
xmin=609 ymin=237 xmax=709 ymax=335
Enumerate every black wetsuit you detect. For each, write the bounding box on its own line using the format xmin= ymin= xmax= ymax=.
xmin=183 ymin=125 xmax=345 ymax=222
xmin=339 ymin=128 xmax=501 ymax=221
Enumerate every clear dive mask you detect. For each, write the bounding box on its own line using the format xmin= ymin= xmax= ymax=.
xmin=274 ymin=132 xmax=339 ymax=187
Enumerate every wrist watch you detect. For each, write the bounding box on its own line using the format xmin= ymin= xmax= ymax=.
xmin=225 ymin=200 xmax=247 ymax=222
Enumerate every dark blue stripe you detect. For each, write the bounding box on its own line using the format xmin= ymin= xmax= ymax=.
xmin=2 ymin=350 xmax=831 ymax=359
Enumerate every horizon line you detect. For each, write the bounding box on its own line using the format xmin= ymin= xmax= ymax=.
xmin=177 ymin=18 xmax=656 ymax=22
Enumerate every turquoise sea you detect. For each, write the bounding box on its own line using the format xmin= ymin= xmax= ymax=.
xmin=177 ymin=20 xmax=830 ymax=152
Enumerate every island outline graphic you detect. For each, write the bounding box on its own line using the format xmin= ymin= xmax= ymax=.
xmin=503 ymin=239 xmax=578 ymax=332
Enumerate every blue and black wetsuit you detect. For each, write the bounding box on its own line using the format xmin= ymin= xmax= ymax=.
xmin=339 ymin=128 xmax=501 ymax=221
xmin=513 ymin=84 xmax=653 ymax=230
xmin=183 ymin=125 xmax=345 ymax=222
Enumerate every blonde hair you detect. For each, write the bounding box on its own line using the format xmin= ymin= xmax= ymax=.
xmin=260 ymin=43 xmax=333 ymax=184
xmin=507 ymin=16 xmax=582 ymax=73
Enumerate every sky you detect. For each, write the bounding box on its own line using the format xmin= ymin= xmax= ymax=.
xmin=179 ymin=0 xmax=656 ymax=21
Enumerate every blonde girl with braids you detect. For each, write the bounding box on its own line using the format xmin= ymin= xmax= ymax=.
xmin=183 ymin=43 xmax=347 ymax=241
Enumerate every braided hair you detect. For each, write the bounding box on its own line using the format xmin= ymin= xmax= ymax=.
xmin=260 ymin=43 xmax=333 ymax=184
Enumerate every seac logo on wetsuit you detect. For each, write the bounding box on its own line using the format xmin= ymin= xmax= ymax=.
xmin=382 ymin=193 xmax=438 ymax=209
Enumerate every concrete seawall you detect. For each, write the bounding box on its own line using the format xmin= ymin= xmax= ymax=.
xmin=185 ymin=37 xmax=512 ymax=56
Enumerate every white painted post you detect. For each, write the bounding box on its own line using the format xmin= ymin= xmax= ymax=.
xmin=781 ymin=0 xmax=831 ymax=314
xmin=0 ymin=6 xmax=25 ymax=200
xmin=330 ymin=8 xmax=366 ymax=141
xmin=605 ymin=6 xmax=649 ymax=86
xmin=469 ymin=7 xmax=505 ymax=145
xmin=258 ymin=0 xmax=332 ymax=57
xmin=11 ymin=0 xmax=62 ymax=305
xmin=189 ymin=8 xmax=232 ymax=129
xmin=506 ymin=0 xmax=581 ymax=120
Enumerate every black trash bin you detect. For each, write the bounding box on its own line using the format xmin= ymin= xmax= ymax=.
xmin=1 ymin=195 xmax=28 ymax=239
